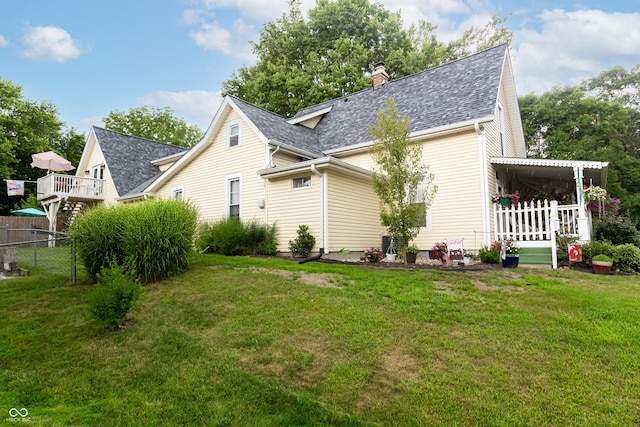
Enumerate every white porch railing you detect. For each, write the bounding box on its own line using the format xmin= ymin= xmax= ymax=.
xmin=37 ymin=173 xmax=105 ymax=201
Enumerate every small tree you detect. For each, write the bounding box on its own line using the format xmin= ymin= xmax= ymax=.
xmin=289 ymin=224 xmax=316 ymax=257
xmin=370 ymin=98 xmax=437 ymax=262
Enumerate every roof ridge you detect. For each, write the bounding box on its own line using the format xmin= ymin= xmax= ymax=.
xmin=92 ymin=125 xmax=187 ymax=150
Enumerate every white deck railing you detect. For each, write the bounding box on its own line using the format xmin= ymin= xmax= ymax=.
xmin=37 ymin=173 xmax=105 ymax=201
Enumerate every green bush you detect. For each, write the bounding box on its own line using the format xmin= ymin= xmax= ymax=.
xmin=197 ymin=218 xmax=278 ymax=256
xmin=593 ymin=214 xmax=640 ymax=246
xmin=87 ymin=262 xmax=143 ymax=328
xmin=478 ymin=245 xmax=500 ymax=264
xmin=70 ymin=199 xmax=198 ymax=283
xmin=123 ymin=199 xmax=199 ymax=283
xmin=556 ymin=235 xmax=579 ymax=265
xmin=613 ymin=244 xmax=640 ymax=273
xmin=68 ymin=205 xmax=129 ymax=278
xmin=289 ymin=225 xmax=316 ymax=257
xmin=581 ymin=240 xmax=615 ymax=264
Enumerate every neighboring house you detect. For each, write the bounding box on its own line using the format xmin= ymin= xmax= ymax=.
xmin=38 ymin=44 xmax=608 ymax=267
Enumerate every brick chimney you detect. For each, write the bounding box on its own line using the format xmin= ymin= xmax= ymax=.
xmin=372 ymin=62 xmax=389 ymax=88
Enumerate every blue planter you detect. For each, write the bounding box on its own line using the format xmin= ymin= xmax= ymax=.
xmin=502 ymin=255 xmax=519 ymax=268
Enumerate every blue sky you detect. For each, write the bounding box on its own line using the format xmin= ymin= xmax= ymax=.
xmin=1 ymin=0 xmax=639 ymax=133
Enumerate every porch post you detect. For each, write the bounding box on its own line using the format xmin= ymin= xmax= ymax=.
xmin=573 ymin=166 xmax=591 ymax=241
xmin=550 ymin=200 xmax=558 ymax=269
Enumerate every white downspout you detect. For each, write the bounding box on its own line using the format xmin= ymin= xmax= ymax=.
xmin=476 ymin=122 xmax=491 ymax=247
xmin=310 ymin=164 xmax=328 ymax=253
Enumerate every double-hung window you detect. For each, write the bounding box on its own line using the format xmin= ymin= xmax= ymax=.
xmin=227 ymin=175 xmax=241 ymax=218
xmin=228 ymin=122 xmax=240 ymax=147
xmin=172 ymin=187 xmax=184 ymax=201
xmin=411 ymin=175 xmax=432 ymax=229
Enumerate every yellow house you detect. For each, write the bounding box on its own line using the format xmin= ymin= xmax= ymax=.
xmin=40 ymin=44 xmax=608 ymax=266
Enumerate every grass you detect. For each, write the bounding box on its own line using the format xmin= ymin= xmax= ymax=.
xmin=1 ymin=254 xmax=640 ymax=425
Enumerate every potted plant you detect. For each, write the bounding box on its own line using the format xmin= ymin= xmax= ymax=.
xmin=592 ymin=254 xmax=613 ymax=274
xmin=463 ymin=251 xmax=474 ymax=266
xmin=405 ymin=245 xmax=420 ymax=264
xmin=492 ymin=191 xmax=520 ymax=207
xmin=501 ymin=240 xmax=519 ymax=268
xmin=429 ymin=242 xmax=447 ymax=263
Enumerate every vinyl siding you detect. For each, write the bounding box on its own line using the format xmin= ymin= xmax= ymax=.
xmin=154 ymin=109 xmax=269 ymax=223
xmin=265 ymin=174 xmax=322 ymax=253
xmin=327 ymin=171 xmax=384 ymax=251
xmin=272 ymin=150 xmax=302 ymax=167
xmin=337 ymin=130 xmax=485 ymax=252
xmin=78 ymin=133 xmax=119 ymax=205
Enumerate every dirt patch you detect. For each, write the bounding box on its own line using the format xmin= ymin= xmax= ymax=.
xmin=244 ymin=267 xmax=351 ymax=288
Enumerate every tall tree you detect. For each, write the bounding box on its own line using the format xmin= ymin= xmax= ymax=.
xmin=370 ymin=98 xmax=437 ymax=261
xmin=0 ymin=77 xmax=67 ymax=214
xmin=223 ymin=0 xmax=511 ymax=117
xmin=103 ymin=106 xmax=204 ymax=148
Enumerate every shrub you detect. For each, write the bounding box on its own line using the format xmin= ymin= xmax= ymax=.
xmin=612 ymin=244 xmax=640 ymax=273
xmin=289 ymin=225 xmax=316 ymax=257
xmin=556 ymin=235 xmax=579 ymax=265
xmin=71 ymin=199 xmax=198 ymax=283
xmin=593 ymin=214 xmax=640 ymax=246
xmin=581 ymin=240 xmax=615 ymax=265
xmin=123 ymin=199 xmax=198 ymax=283
xmin=364 ymin=247 xmax=383 ymax=262
xmin=87 ymin=262 xmax=143 ymax=328
xmin=197 ymin=218 xmax=278 ymax=256
xmin=479 ymin=245 xmax=500 ymax=263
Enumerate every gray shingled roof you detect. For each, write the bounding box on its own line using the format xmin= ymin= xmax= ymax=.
xmin=233 ymin=44 xmax=507 ymax=154
xmin=92 ymin=127 xmax=187 ymax=197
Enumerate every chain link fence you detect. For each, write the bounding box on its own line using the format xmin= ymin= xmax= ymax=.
xmin=0 ymin=226 xmax=77 ymax=282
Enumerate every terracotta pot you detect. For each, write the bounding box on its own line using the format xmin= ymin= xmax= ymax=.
xmin=592 ymin=260 xmax=613 ymax=274
xmin=406 ymin=252 xmax=417 ymax=264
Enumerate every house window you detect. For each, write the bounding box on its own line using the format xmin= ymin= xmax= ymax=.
xmin=172 ymin=187 xmax=184 ymax=201
xmin=228 ymin=122 xmax=240 ymax=147
xmin=412 ymin=175 xmax=433 ymax=229
xmin=227 ymin=175 xmax=241 ymax=218
xmin=498 ymin=103 xmax=505 ymax=156
xmin=292 ymin=176 xmax=311 ymax=189
xmin=91 ymin=164 xmax=105 ymax=180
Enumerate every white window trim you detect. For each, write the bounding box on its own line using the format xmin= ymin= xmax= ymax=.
xmin=292 ymin=176 xmax=312 ymax=190
xmin=227 ymin=121 xmax=241 ymax=148
xmin=498 ymin=102 xmax=505 ymax=156
xmin=171 ymin=186 xmax=184 ymax=201
xmin=226 ymin=173 xmax=242 ymax=218
xmin=91 ymin=164 xmax=105 ymax=180
xmin=412 ymin=175 xmax=433 ymax=231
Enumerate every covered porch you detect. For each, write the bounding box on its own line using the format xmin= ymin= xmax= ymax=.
xmin=490 ymin=158 xmax=609 ymax=268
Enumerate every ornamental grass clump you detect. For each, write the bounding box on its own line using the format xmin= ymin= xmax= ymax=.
xmin=196 ymin=218 xmax=278 ymax=256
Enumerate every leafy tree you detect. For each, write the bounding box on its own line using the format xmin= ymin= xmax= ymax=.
xmin=370 ymin=98 xmax=437 ymax=261
xmin=103 ymin=106 xmax=203 ymax=148
xmin=223 ymin=0 xmax=511 ymax=117
xmin=0 ymin=77 xmax=69 ymax=215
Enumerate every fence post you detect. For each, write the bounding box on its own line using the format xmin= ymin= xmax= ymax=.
xmin=4 ymin=224 xmax=8 ymax=244
xmin=550 ymin=200 xmax=558 ymax=269
xmin=33 ymin=229 xmax=37 ymax=268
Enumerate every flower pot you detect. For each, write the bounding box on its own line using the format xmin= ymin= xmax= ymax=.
xmin=386 ymin=253 xmax=396 ymax=262
xmin=499 ymin=196 xmax=512 ymax=206
xmin=406 ymin=252 xmax=417 ymax=264
xmin=502 ymin=255 xmax=519 ymax=268
xmin=592 ymin=260 xmax=613 ymax=274
xmin=463 ymin=257 xmax=472 ymax=266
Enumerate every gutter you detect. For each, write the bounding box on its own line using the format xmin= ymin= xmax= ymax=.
xmin=476 ymin=122 xmax=491 ymax=247
xmin=310 ymin=164 xmax=329 ymax=254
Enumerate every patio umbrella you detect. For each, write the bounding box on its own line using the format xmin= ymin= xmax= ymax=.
xmin=30 ymin=151 xmax=75 ymax=172
xmin=10 ymin=208 xmax=47 ymax=217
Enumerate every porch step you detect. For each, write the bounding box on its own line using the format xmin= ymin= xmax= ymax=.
xmin=518 ymin=247 xmax=553 ymax=265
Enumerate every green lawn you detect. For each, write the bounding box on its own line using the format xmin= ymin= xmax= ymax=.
xmin=1 ymin=255 xmax=639 ymax=426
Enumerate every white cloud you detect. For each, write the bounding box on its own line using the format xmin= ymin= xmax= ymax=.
xmin=189 ymin=18 xmax=257 ymax=62
xmin=136 ymin=90 xmax=224 ymax=130
xmin=0 ymin=35 xmax=9 ymax=47
xmin=512 ymin=9 xmax=640 ymax=94
xmin=20 ymin=25 xmax=87 ymax=63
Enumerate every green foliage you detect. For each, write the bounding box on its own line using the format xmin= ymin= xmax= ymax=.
xmin=70 ymin=199 xmax=198 ymax=283
xmin=197 ymin=218 xmax=278 ymax=256
xmin=87 ymin=261 xmax=143 ymax=328
xmin=123 ymin=199 xmax=199 ymax=283
xmin=592 ymin=254 xmax=613 ymax=263
xmin=612 ymin=244 xmax=640 ymax=273
xmin=581 ymin=240 xmax=616 ymax=264
xmin=104 ymin=106 xmax=204 ymax=147
xmin=593 ymin=214 xmax=640 ymax=246
xmin=289 ymin=224 xmax=316 ymax=257
xmin=370 ymin=98 xmax=437 ymax=259
xmin=479 ymin=245 xmax=501 ymax=263
xmin=223 ymin=0 xmax=511 ymax=117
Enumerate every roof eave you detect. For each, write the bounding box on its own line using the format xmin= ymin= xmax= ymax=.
xmin=257 ymin=156 xmax=371 ymax=179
